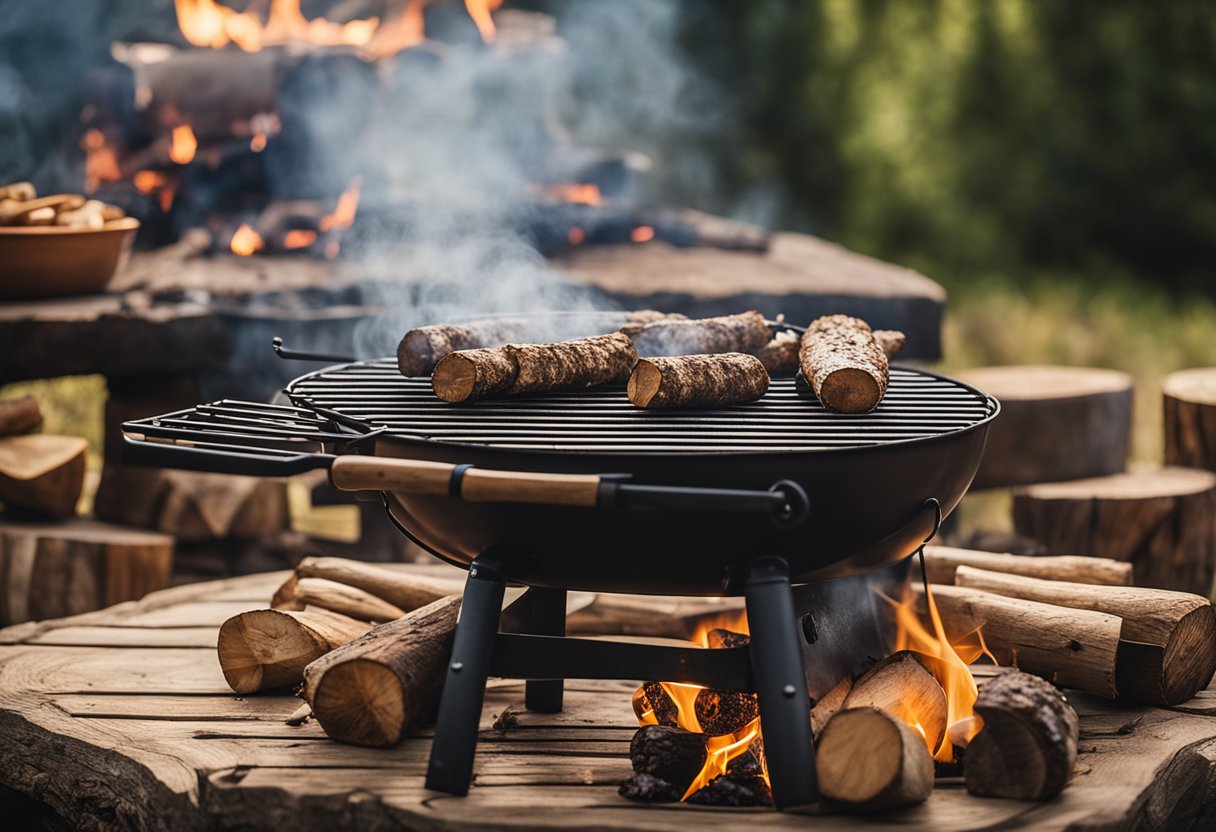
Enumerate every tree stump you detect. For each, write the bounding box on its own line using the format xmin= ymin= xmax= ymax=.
xmin=957 ymin=366 xmax=1133 ymax=489
xmin=1012 ymin=466 xmax=1216 ymax=595
xmin=0 ymin=517 xmax=173 ymax=625
xmin=1164 ymin=368 xmax=1216 ymax=472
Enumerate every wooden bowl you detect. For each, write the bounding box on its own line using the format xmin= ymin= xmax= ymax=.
xmin=0 ymin=218 xmax=140 ymax=300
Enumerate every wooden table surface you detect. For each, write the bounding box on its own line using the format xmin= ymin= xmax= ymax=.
xmin=1 ymin=566 xmax=1215 ymax=831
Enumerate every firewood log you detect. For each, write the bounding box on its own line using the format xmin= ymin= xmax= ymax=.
xmin=1012 ymin=466 xmax=1216 ymax=595
xmin=872 ymin=330 xmax=906 ymax=359
xmin=627 ymin=354 xmax=769 ymax=409
xmin=754 ymin=330 xmax=800 ymax=373
xmin=841 ymin=651 xmax=946 ymax=754
xmin=294 ymin=556 xmax=460 ymax=611
xmin=632 ymin=681 xmax=758 ymax=736
xmin=628 ymin=725 xmax=708 ymax=793
xmin=916 ymin=584 xmax=1121 ymax=698
xmin=623 ymin=310 xmax=771 ymax=358
xmin=303 ymin=595 xmax=461 ymax=746
xmin=1164 ymin=368 xmax=1216 ymax=471
xmin=0 ymin=396 xmax=42 ymax=436
xmin=816 ymin=707 xmax=934 ymax=811
xmin=954 ymin=566 xmax=1216 ymax=704
xmin=431 ymin=348 xmax=518 ymax=403
xmin=810 ymin=675 xmax=852 ymax=741
xmin=293 ymin=577 xmax=406 ymax=623
xmin=964 ymin=671 xmax=1079 ymax=801
xmin=270 ymin=573 xmax=303 ymax=610
xmin=922 ymin=545 xmax=1134 ymax=586
xmin=0 ymin=434 xmax=87 ymax=517
xmin=217 ymin=608 xmax=371 ymax=694
xmin=798 ymin=315 xmax=890 ymax=413
xmin=506 ymin=332 xmax=638 ymax=394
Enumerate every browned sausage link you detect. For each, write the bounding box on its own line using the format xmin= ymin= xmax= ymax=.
xmin=628 ymin=353 xmax=770 ymax=409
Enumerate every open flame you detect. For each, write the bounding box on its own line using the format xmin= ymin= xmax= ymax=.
xmin=230 ymin=223 xmax=264 ymax=256
xmin=82 ymin=129 xmax=121 ymax=193
xmin=319 ymin=176 xmax=362 ymax=233
xmin=534 ymin=182 xmax=601 ymax=205
xmin=169 ymin=125 xmax=198 ymax=165
xmin=630 ymin=225 xmax=655 ymax=243
xmin=633 ymin=610 xmax=766 ymax=801
xmin=891 ymin=584 xmax=994 ymax=762
xmin=176 ymin=0 xmax=500 ymax=57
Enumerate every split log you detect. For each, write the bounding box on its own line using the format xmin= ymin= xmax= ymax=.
xmin=270 ymin=573 xmax=303 ymax=610
xmin=954 ymin=566 xmax=1216 ymax=705
xmin=294 ymin=557 xmax=459 ymax=611
xmin=917 ymin=584 xmax=1122 ymax=698
xmin=398 ymin=310 xmax=671 ymax=376
xmin=293 ymin=578 xmax=406 ymax=623
xmin=627 ymin=354 xmax=768 ymax=409
xmin=964 ymin=671 xmax=1079 ymax=801
xmin=841 ymin=651 xmax=946 ymax=754
xmin=628 ymin=725 xmax=707 ymax=793
xmin=217 ymin=608 xmax=371 ymax=694
xmin=959 ymin=366 xmax=1133 ymax=489
xmin=1012 ymin=466 xmax=1216 ymax=595
xmin=303 ymin=595 xmax=461 ymax=746
xmin=816 ymin=707 xmax=934 ymax=811
xmin=0 ymin=435 xmax=87 ymax=517
xmin=1163 ymin=368 xmax=1216 ymax=471
xmin=0 ymin=518 xmax=172 ymax=625
xmin=922 ymin=545 xmax=1134 ymax=586
xmin=798 ymin=314 xmax=890 ymax=413
xmin=0 ymin=396 xmax=42 ymax=436
xmin=624 ymin=311 xmax=771 ymax=358
xmin=810 ymin=675 xmax=852 ymax=740
xmin=431 ymin=348 xmax=518 ymax=404
xmin=506 ymin=332 xmax=637 ymax=395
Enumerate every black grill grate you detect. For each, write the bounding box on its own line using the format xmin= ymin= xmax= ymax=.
xmin=284 ymin=360 xmax=995 ymax=455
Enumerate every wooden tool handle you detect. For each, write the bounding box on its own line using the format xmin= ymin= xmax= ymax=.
xmin=328 ymin=457 xmax=602 ymax=507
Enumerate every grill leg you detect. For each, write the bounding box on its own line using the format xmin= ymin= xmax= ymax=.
xmin=524 ymin=587 xmax=566 ymax=713
xmin=425 ymin=552 xmax=508 ymax=796
xmin=745 ymin=556 xmax=819 ymax=810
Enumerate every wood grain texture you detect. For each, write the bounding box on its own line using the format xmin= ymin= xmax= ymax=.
xmin=1 ymin=568 xmax=1216 ymax=830
xmin=1163 ymin=368 xmax=1216 ymax=472
xmin=0 ymin=434 xmax=87 ymax=517
xmin=799 ymin=315 xmax=889 ymax=413
xmin=922 ymin=545 xmax=1134 ymax=586
xmin=958 ymin=366 xmax=1133 ymax=489
xmin=1012 ymin=465 xmax=1216 ymax=595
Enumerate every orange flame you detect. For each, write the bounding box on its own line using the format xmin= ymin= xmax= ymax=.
xmin=230 ymin=223 xmax=264 ymax=256
xmin=465 ymin=0 xmax=503 ymax=42
xmin=891 ymin=584 xmax=993 ymax=762
xmin=566 ymin=226 xmax=585 ymax=246
xmin=319 ymin=176 xmax=362 ymax=232
xmin=133 ymin=170 xmax=166 ymax=194
xmin=632 ymin=610 xmax=764 ymax=801
xmin=82 ymin=129 xmax=121 ymax=193
xmin=283 ymin=229 xmax=318 ymax=249
xmin=170 ymin=125 xmax=198 ymax=165
xmin=175 ymin=0 xmax=379 ymax=53
xmin=250 ymin=132 xmax=268 ymax=152
xmin=630 ymin=225 xmax=655 ymax=243
xmin=537 ymin=182 xmax=601 ymax=205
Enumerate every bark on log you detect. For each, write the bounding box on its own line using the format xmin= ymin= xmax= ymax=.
xmin=810 ymin=675 xmax=852 ymax=741
xmin=1163 ymin=368 xmax=1216 ymax=472
xmin=816 ymin=707 xmax=934 ymax=811
xmin=922 ymin=545 xmax=1134 ymax=587
xmin=303 ymin=595 xmax=461 ymax=746
xmin=841 ymin=651 xmax=946 ymax=754
xmin=217 ymin=608 xmax=371 ymax=694
xmin=798 ymin=314 xmax=890 ymax=413
xmin=0 ymin=435 xmax=87 ymax=518
xmin=431 ymin=348 xmax=518 ymax=404
xmin=293 ymin=578 xmax=406 ymax=623
xmin=628 ymin=725 xmax=708 ymax=793
xmin=294 ymin=557 xmax=459 ymax=612
xmin=623 ymin=311 xmax=771 ymax=358
xmin=917 ymin=584 xmax=1122 ymax=698
xmin=398 ymin=310 xmax=672 ymax=376
xmin=0 ymin=518 xmax=172 ymax=625
xmin=1012 ymin=466 xmax=1216 ymax=595
xmin=0 ymin=396 xmax=42 ymax=436
xmin=506 ymin=332 xmax=638 ymax=395
xmin=959 ymin=366 xmax=1133 ymax=489
xmin=754 ymin=330 xmax=800 ymax=374
xmin=954 ymin=566 xmax=1216 ymax=705
xmin=964 ymin=671 xmax=1079 ymax=801
xmin=873 ymin=330 xmax=906 ymax=359
xmin=270 ymin=574 xmax=303 ymax=610
xmin=627 ymin=354 xmax=768 ymax=409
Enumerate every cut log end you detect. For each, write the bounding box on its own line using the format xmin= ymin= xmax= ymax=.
xmin=218 ymin=610 xmax=324 ymax=694
xmin=627 ymin=354 xmax=769 ymax=410
xmin=627 ymin=360 xmax=663 ymax=408
xmin=309 ymin=659 xmax=406 ymax=747
xmin=842 ymin=651 xmax=946 ymax=754
xmin=818 ymin=368 xmax=882 ymax=414
xmin=431 ymin=349 xmax=516 ymax=404
xmin=817 ymin=707 xmax=934 ymax=811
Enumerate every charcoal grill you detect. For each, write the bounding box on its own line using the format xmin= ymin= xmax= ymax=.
xmin=122 ymin=334 xmax=997 ymax=810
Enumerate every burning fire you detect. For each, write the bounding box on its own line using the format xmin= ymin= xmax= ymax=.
xmin=891 ymin=584 xmax=993 ymax=762
xmin=175 ymin=0 xmax=500 ymax=57
xmin=284 ymin=229 xmax=318 ymax=249
xmin=630 ymin=225 xmax=656 ymax=243
xmin=169 ymin=125 xmax=198 ymax=165
xmin=319 ymin=176 xmax=362 ymax=232
xmin=536 ymin=182 xmax=602 ymax=205
xmin=82 ymin=129 xmax=121 ymax=193
xmin=230 ymin=223 xmax=264 ymax=256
